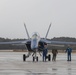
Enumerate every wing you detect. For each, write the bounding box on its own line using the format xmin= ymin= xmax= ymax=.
xmin=40 ymin=39 xmax=76 ymax=45
xmin=0 ymin=39 xmax=30 ymax=45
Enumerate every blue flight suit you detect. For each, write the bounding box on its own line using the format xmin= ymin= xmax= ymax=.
xmin=66 ymin=47 xmax=72 ymax=61
xmin=43 ymin=48 xmax=48 ymax=62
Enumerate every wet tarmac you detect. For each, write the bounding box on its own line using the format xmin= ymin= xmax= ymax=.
xmin=0 ymin=52 xmax=76 ymax=75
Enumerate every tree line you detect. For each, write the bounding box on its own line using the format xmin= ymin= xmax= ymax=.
xmin=0 ymin=37 xmax=76 ymax=50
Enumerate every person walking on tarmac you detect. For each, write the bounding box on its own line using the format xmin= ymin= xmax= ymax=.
xmin=42 ymin=44 xmax=48 ymax=62
xmin=52 ymin=49 xmax=58 ymax=61
xmin=65 ymin=46 xmax=72 ymax=61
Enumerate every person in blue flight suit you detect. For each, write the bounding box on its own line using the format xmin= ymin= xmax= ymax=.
xmin=65 ymin=46 xmax=72 ymax=61
xmin=42 ymin=44 xmax=48 ymax=62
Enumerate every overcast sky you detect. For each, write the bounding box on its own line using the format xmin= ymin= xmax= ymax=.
xmin=0 ymin=0 xmax=76 ymax=39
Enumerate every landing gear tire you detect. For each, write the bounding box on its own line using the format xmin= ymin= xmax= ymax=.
xmin=36 ymin=57 xmax=38 ymax=62
xmin=33 ymin=56 xmax=38 ymax=62
xmin=33 ymin=57 xmax=35 ymax=62
xmin=48 ymin=54 xmax=51 ymax=61
xmin=23 ymin=54 xmax=26 ymax=61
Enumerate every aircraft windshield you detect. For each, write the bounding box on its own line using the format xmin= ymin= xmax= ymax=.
xmin=32 ymin=32 xmax=40 ymax=40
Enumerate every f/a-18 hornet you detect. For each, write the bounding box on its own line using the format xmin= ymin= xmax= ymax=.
xmin=0 ymin=23 xmax=76 ymax=62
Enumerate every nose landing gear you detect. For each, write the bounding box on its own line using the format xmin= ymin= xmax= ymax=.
xmin=33 ymin=56 xmax=38 ymax=62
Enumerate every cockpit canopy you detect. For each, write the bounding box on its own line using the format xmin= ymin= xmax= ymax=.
xmin=32 ymin=32 xmax=40 ymax=40
xmin=31 ymin=32 xmax=40 ymax=49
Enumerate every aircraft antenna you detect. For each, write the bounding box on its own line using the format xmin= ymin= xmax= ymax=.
xmin=24 ymin=23 xmax=30 ymax=39
xmin=45 ymin=23 xmax=51 ymax=39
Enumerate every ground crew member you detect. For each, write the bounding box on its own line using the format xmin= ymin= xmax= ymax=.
xmin=52 ymin=49 xmax=58 ymax=61
xmin=42 ymin=44 xmax=48 ymax=62
xmin=65 ymin=47 xmax=72 ymax=61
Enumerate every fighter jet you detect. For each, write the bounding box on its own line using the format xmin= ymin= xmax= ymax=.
xmin=0 ymin=23 xmax=76 ymax=62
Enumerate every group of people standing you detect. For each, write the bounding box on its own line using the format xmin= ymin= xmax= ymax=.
xmin=42 ymin=44 xmax=72 ymax=62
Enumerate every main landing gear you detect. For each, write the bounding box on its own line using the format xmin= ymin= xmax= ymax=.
xmin=48 ymin=54 xmax=51 ymax=61
xmin=46 ymin=54 xmax=51 ymax=61
xmin=23 ymin=54 xmax=26 ymax=61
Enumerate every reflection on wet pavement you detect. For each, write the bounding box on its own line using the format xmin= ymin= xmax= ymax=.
xmin=0 ymin=68 xmax=76 ymax=75
xmin=0 ymin=52 xmax=76 ymax=75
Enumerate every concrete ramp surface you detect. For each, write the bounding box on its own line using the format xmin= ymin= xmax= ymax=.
xmin=0 ymin=52 xmax=76 ymax=75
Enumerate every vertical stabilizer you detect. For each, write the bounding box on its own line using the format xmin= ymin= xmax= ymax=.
xmin=45 ymin=23 xmax=52 ymax=39
xmin=24 ymin=23 xmax=30 ymax=39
